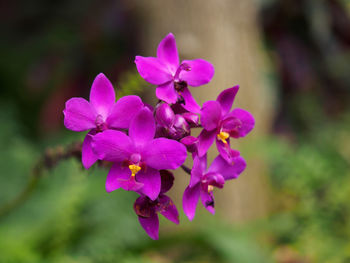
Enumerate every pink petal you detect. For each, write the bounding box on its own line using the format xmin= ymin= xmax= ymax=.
xmin=227 ymin=108 xmax=255 ymax=137
xmin=200 ymin=191 xmax=215 ymax=215
xmin=82 ymin=131 xmax=98 ymax=169
xmin=63 ymin=98 xmax=96 ymax=132
xmin=91 ymin=130 xmax=134 ymax=162
xmin=217 ymin=86 xmax=239 ymax=115
xmin=156 ymin=33 xmax=179 ymax=74
xmin=159 ymin=195 xmax=179 ymax=224
xmin=89 ymin=73 xmax=115 ymax=119
xmin=183 ymin=185 xmax=201 ymax=221
xmin=200 ymin=100 xmax=222 ymax=131
xmin=129 ymin=108 xmax=155 ymax=146
xmin=209 ymin=155 xmax=246 ymax=180
xmin=138 ymin=213 xmax=159 ymax=240
xmin=156 ymin=81 xmax=178 ymax=104
xmin=106 ymin=164 xmax=144 ymax=193
xmin=135 ymin=56 xmax=173 ymax=85
xmin=142 ymin=138 xmax=187 ymax=170
xmin=190 ymin=155 xmax=206 ymax=187
xmin=181 ymin=87 xmax=201 ymax=114
xmin=216 ymin=138 xmax=240 ymax=165
xmin=179 ymin=59 xmax=214 ymax=87
xmin=136 ymin=167 xmax=161 ymax=201
xmin=106 ymin=95 xmax=144 ymax=129
xmin=197 ymin=129 xmax=216 ymax=157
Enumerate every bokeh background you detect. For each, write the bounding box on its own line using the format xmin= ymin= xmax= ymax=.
xmin=1 ymin=0 xmax=350 ymax=262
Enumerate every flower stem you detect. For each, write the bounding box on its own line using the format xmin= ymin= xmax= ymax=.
xmin=181 ymin=165 xmax=192 ymax=175
xmin=0 ymin=142 xmax=82 ymax=220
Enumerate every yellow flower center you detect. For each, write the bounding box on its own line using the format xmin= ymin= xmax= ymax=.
xmin=129 ymin=164 xmax=141 ymax=177
xmin=217 ymin=131 xmax=229 ymax=144
xmin=208 ymin=185 xmax=214 ymax=193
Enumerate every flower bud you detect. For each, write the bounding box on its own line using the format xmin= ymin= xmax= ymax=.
xmin=155 ymin=103 xmax=175 ymax=127
xmin=180 ymin=136 xmax=198 ymax=153
xmin=170 ymin=114 xmax=190 ymax=140
xmin=182 ymin=112 xmax=199 ymax=127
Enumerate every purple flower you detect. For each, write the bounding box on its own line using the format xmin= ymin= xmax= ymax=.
xmin=63 ymin=73 xmax=144 ymax=169
xmin=135 ymin=33 xmax=214 ymax=113
xmin=91 ymin=107 xmax=187 ymax=200
xmin=198 ymin=86 xmax=255 ymax=164
xmin=134 ymin=170 xmax=179 ymax=240
xmin=183 ymin=154 xmax=246 ymax=220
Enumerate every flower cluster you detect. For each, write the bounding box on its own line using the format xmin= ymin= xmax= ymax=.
xmin=63 ymin=33 xmax=255 ymax=239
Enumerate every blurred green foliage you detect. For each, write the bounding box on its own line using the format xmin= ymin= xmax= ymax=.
xmin=0 ymin=106 xmax=272 ymax=263
xmin=260 ymin=113 xmax=350 ymax=262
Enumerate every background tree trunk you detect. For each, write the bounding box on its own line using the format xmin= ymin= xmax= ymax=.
xmin=131 ymin=0 xmax=275 ymax=222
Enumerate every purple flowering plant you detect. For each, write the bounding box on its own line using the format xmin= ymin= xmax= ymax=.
xmin=63 ymin=33 xmax=255 ymax=239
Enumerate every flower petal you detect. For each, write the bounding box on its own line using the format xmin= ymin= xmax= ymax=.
xmin=227 ymin=108 xmax=255 ymax=138
xmin=136 ymin=167 xmax=161 ymax=201
xmin=181 ymin=87 xmax=201 ymax=114
xmin=82 ymin=131 xmax=98 ymax=169
xmin=89 ymin=73 xmax=115 ymax=119
xmin=63 ymin=98 xmax=96 ymax=132
xmin=209 ymin=155 xmax=246 ymax=180
xmin=183 ymin=185 xmax=200 ymax=221
xmin=142 ymin=138 xmax=187 ymax=170
xmin=91 ymin=130 xmax=134 ymax=162
xmin=106 ymin=95 xmax=144 ymax=129
xmin=179 ymin=59 xmax=214 ymax=87
xmin=135 ymin=56 xmax=173 ymax=85
xmin=159 ymin=195 xmax=179 ymax=224
xmin=160 ymin=170 xmax=174 ymax=194
xmin=216 ymin=138 xmax=240 ymax=165
xmin=134 ymin=196 xmax=155 ymax=218
xmin=157 ymin=33 xmax=179 ymax=74
xmin=200 ymin=100 xmax=222 ymax=131
xmin=197 ymin=129 xmax=216 ymax=157
xmin=156 ymin=81 xmax=178 ymax=104
xmin=129 ymin=107 xmax=156 ymax=146
xmin=200 ymin=191 xmax=215 ymax=215
xmin=138 ymin=213 xmax=159 ymax=240
xmin=217 ymin=86 xmax=239 ymax=115
xmin=105 ymin=163 xmax=143 ymax=193
xmin=190 ymin=155 xmax=206 ymax=188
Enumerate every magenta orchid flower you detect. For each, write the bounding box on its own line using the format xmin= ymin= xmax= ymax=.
xmin=63 ymin=73 xmax=144 ymax=169
xmin=198 ymin=86 xmax=255 ymax=164
xmin=134 ymin=170 xmax=179 ymax=240
xmin=135 ymin=33 xmax=214 ymax=113
xmin=91 ymin=107 xmax=187 ymax=200
xmin=183 ymin=154 xmax=246 ymax=220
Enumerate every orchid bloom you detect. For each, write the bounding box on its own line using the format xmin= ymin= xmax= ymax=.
xmin=198 ymin=86 xmax=255 ymax=164
xmin=134 ymin=170 xmax=179 ymax=240
xmin=91 ymin=107 xmax=187 ymax=200
xmin=63 ymin=73 xmax=144 ymax=169
xmin=183 ymin=154 xmax=246 ymax=220
xmin=135 ymin=33 xmax=214 ymax=113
